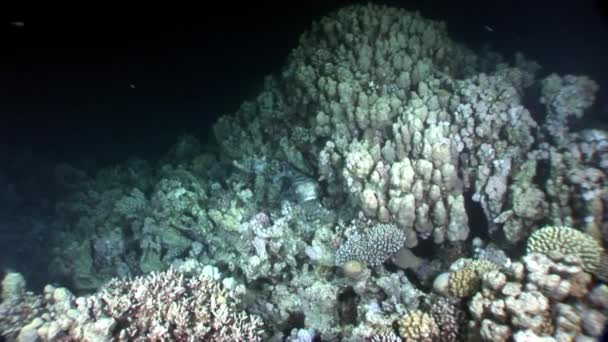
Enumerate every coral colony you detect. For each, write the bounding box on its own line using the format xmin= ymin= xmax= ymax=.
xmin=2 ymin=3 xmax=608 ymax=341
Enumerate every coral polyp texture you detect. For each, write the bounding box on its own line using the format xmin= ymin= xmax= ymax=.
xmin=3 ymin=2 xmax=608 ymax=341
xmin=335 ymin=220 xmax=407 ymax=267
xmin=94 ymin=268 xmax=264 ymax=340
xmin=396 ymin=309 xmax=440 ymax=341
xmin=527 ymin=225 xmax=605 ymax=275
xmin=421 ymin=295 xmax=465 ymax=342
xmin=447 ymin=258 xmax=499 ymax=298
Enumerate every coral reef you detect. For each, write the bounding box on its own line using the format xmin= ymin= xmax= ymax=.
xmin=0 ymin=260 xmax=264 ymax=341
xmin=420 ymin=295 xmax=465 ymax=342
xmin=0 ymin=273 xmax=44 ymax=339
xmin=335 ymin=219 xmax=407 ymax=267
xmin=212 ymin=3 xmax=608 ymax=254
xmin=447 ymin=258 xmax=499 ymax=298
xmin=396 ymin=309 xmax=439 ymax=341
xmin=466 ymin=252 xmax=607 ymax=341
xmin=527 ymin=225 xmax=605 ymax=275
xmin=3 ymin=2 xmax=608 ymax=341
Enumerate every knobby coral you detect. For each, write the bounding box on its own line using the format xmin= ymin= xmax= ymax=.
xmin=527 ymin=225 xmax=604 ymax=275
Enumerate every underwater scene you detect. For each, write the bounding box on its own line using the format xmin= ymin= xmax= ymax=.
xmin=1 ymin=1 xmax=608 ymax=341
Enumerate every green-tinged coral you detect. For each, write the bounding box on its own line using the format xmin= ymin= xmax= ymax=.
xmin=341 ymin=260 xmax=366 ymax=279
xmin=498 ymin=159 xmax=548 ymax=243
xmin=113 ymin=188 xmax=147 ymax=219
xmin=208 ymin=200 xmax=245 ymax=232
xmin=396 ymin=309 xmax=440 ymax=341
xmin=448 ymin=259 xmax=499 ymax=298
xmin=159 ymin=227 xmax=193 ymax=259
xmin=511 ymin=160 xmax=546 ymax=220
xmin=50 ymin=239 xmax=105 ymax=292
xmin=527 ymin=225 xmax=604 ymax=274
xmin=139 ymin=246 xmax=163 ymax=273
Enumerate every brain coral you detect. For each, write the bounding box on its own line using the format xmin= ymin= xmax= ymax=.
xmin=527 ymin=225 xmax=604 ymax=274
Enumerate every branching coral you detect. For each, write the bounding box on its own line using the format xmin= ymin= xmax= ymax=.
xmin=0 ymin=262 xmax=264 ymax=341
xmin=91 ymin=267 xmax=264 ymax=340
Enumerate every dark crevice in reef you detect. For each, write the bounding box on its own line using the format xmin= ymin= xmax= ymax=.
xmin=507 ymin=237 xmax=530 ymax=260
xmin=463 ymin=190 xmax=490 ymax=241
xmin=337 ymin=286 xmax=359 ymax=326
xmin=411 ymin=235 xmax=435 ymax=259
xmin=533 ymin=158 xmax=551 ymax=186
xmin=522 ymin=81 xmax=545 ymax=124
xmin=282 ymin=311 xmax=305 ymax=337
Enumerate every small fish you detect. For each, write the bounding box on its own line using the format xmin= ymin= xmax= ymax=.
xmin=10 ymin=21 xmax=25 ymax=28
xmin=129 ymin=83 xmax=136 ymax=89
xmin=484 ymin=25 xmax=494 ymax=32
